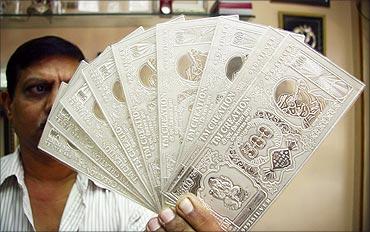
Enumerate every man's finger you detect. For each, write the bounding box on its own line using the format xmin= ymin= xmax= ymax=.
xmin=146 ymin=217 xmax=165 ymax=232
xmin=158 ymin=208 xmax=194 ymax=231
xmin=175 ymin=193 xmax=222 ymax=232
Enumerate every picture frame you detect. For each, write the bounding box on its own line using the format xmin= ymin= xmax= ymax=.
xmin=271 ymin=0 xmax=330 ymax=7
xmin=279 ymin=12 xmax=326 ymax=54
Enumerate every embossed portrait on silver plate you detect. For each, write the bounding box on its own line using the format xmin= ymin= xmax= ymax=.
xmin=274 ymin=79 xmax=327 ymax=129
xmin=112 ymin=80 xmax=126 ymax=103
xmin=92 ymin=100 xmax=106 ymax=121
xmin=176 ymin=49 xmax=208 ymax=82
xmin=139 ymin=57 xmax=157 ymax=89
xmin=226 ymin=55 xmax=248 ymax=82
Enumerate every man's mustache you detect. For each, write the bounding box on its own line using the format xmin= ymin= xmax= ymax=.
xmin=39 ymin=120 xmax=47 ymax=131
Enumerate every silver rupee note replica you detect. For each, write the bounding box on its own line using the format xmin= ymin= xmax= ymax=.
xmin=60 ymin=62 xmax=156 ymax=209
xmin=112 ymin=27 xmax=162 ymax=203
xmin=39 ymin=82 xmax=149 ymax=208
xmin=165 ymin=35 xmax=365 ymax=231
xmin=156 ymin=16 xmax=232 ymax=187
xmin=179 ymin=18 xmax=305 ymax=166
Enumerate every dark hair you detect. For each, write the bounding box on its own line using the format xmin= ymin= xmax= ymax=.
xmin=6 ymin=36 xmax=85 ymax=98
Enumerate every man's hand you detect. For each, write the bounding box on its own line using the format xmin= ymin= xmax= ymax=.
xmin=146 ymin=193 xmax=222 ymax=231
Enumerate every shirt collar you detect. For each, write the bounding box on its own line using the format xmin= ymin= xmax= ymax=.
xmin=0 ymin=147 xmax=109 ymax=192
xmin=0 ymin=148 xmax=24 ymax=186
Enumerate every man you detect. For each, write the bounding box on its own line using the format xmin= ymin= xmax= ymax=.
xmin=0 ymin=36 xmax=221 ymax=231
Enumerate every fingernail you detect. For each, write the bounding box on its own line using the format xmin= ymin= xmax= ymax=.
xmin=148 ymin=217 xmax=161 ymax=231
xmin=159 ymin=208 xmax=175 ymax=223
xmin=179 ymin=197 xmax=194 ymax=215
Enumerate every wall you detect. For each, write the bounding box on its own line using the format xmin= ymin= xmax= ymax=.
xmin=0 ymin=0 xmax=363 ymax=230
xmin=0 ymin=26 xmax=138 ymax=63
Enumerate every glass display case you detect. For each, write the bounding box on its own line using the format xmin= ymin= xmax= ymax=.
xmin=0 ymin=0 xmax=255 ymax=28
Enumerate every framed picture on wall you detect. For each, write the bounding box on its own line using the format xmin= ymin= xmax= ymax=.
xmin=271 ymin=0 xmax=330 ymax=7
xmin=279 ymin=12 xmax=326 ymax=54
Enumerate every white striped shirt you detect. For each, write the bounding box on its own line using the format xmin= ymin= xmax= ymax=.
xmin=0 ymin=149 xmax=156 ymax=231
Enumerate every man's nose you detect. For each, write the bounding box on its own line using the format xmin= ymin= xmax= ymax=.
xmin=44 ymin=87 xmax=59 ymax=115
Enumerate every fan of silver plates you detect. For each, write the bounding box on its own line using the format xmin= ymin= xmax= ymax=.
xmin=39 ymin=15 xmax=364 ymax=231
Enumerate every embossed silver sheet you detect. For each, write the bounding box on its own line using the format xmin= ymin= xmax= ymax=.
xmin=49 ymin=80 xmax=151 ymax=209
xmin=60 ymin=28 xmax=158 ymax=209
xmin=37 ymin=16 xmax=364 ymax=229
xmin=156 ymin=16 xmax=236 ymax=188
xmin=179 ymin=18 xmax=306 ymax=167
xmin=112 ymin=27 xmax=162 ymax=204
xmin=110 ymin=17 xmax=186 ymax=207
xmin=164 ymin=35 xmax=365 ymax=230
xmin=39 ymin=81 xmax=152 ymax=210
xmin=82 ymin=45 xmax=159 ymax=204
xmin=174 ymin=27 xmax=302 ymax=175
xmin=176 ymin=18 xmax=267 ymax=168
xmin=60 ymin=58 xmax=157 ymax=209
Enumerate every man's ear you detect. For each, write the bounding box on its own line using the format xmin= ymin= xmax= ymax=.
xmin=1 ymin=91 xmax=13 ymax=121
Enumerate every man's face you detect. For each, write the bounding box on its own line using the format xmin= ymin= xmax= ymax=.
xmin=5 ymin=56 xmax=79 ymax=153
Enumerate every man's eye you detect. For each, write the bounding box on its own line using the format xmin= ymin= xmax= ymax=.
xmin=27 ymin=84 xmax=49 ymax=95
xmin=34 ymin=85 xmax=46 ymax=93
